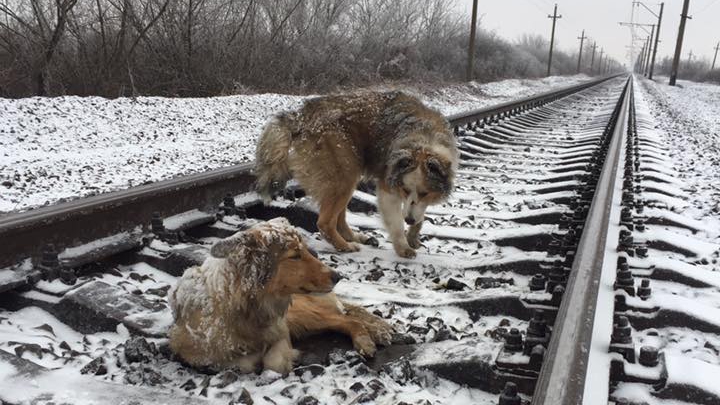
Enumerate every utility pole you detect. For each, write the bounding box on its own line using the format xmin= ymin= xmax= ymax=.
xmin=669 ymin=0 xmax=691 ymax=86
xmin=649 ymin=3 xmax=664 ymax=79
xmin=577 ymin=30 xmax=586 ymax=73
xmin=688 ymin=50 xmax=694 ymax=63
xmin=713 ymin=42 xmax=719 ymax=70
xmin=644 ymin=25 xmax=655 ymax=76
xmin=589 ymin=42 xmax=598 ymax=74
xmin=547 ymin=3 xmax=562 ymax=76
xmin=598 ymin=48 xmax=604 ymax=75
xmin=466 ymin=0 xmax=479 ymax=81
xmin=637 ymin=41 xmax=646 ymax=73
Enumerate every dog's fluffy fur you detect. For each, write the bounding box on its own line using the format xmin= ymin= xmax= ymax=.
xmin=255 ymin=91 xmax=458 ymax=258
xmin=168 ymin=218 xmax=393 ymax=374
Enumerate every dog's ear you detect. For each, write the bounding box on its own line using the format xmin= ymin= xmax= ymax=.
xmin=211 ymin=219 xmax=299 ymax=292
xmin=210 ymin=232 xmax=254 ymax=259
xmin=425 ymin=156 xmax=453 ymax=195
xmin=387 ymin=149 xmax=415 ymax=187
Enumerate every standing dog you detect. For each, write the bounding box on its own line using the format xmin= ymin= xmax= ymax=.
xmin=168 ymin=218 xmax=393 ymax=374
xmin=255 ymin=91 xmax=458 ymax=258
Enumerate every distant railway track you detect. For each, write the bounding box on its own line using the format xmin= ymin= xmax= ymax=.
xmin=2 ymin=74 xmax=717 ymax=405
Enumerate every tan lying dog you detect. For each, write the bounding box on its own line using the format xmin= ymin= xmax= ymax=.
xmin=255 ymin=91 xmax=458 ymax=258
xmin=168 ymin=218 xmax=392 ymax=374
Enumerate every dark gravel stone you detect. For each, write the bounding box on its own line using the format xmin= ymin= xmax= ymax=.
xmin=365 ymin=269 xmax=384 ymax=281
xmin=13 ymin=343 xmax=44 ymax=358
xmin=327 ymin=349 xmax=349 ymax=364
xmin=180 ymin=378 xmax=197 ymax=391
xmin=485 ymin=326 xmax=508 ymax=341
xmin=349 ymin=382 xmax=365 ymax=392
xmin=445 ymin=278 xmax=467 ymax=291
xmin=432 ymin=326 xmax=455 ymax=342
xmin=280 ymin=384 xmax=297 ymax=398
xmin=475 ymin=276 xmax=515 ymax=289
xmin=124 ymin=337 xmax=157 ymax=363
xmin=293 ymin=364 xmax=325 ymax=378
xmin=382 ymin=359 xmax=415 ymax=384
xmin=364 ymin=236 xmax=380 ymax=247
xmin=296 ymin=396 xmax=319 ymax=405
xmin=391 ymin=333 xmax=416 ymax=345
xmin=145 ymin=286 xmax=171 ymax=297
xmin=198 ymin=375 xmax=213 ymax=396
xmin=356 ymin=392 xmax=379 ymax=403
xmin=367 ymin=378 xmax=385 ymax=393
xmin=704 ymin=341 xmax=719 ymax=355
xmin=123 ymin=365 xmax=168 ymax=386
xmin=229 ymin=388 xmax=254 ymax=404
xmin=408 ymin=325 xmax=430 ymax=335
xmin=331 ymin=389 xmax=347 ymax=401
xmin=354 ymin=363 xmax=372 ymax=376
xmin=214 ymin=370 xmax=240 ymax=388
xmin=426 ymin=317 xmax=444 ymax=329
xmin=80 ymin=357 xmax=107 ymax=376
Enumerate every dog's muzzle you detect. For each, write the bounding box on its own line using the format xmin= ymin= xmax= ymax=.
xmin=404 ymin=216 xmax=416 ymax=225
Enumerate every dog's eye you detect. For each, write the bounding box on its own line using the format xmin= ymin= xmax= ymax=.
xmin=418 ymin=191 xmax=428 ymax=198
xmin=402 ymin=187 xmax=411 ymax=195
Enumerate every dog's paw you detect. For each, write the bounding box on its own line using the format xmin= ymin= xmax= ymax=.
xmin=353 ymin=334 xmax=377 ymax=357
xmin=407 ymin=235 xmax=422 ymax=249
xmin=394 ymin=245 xmax=416 ymax=259
xmin=360 ymin=235 xmax=379 ymax=247
xmin=336 ymin=242 xmax=361 ymax=253
xmin=369 ymin=323 xmax=394 ymax=347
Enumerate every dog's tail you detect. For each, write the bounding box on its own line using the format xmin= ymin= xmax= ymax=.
xmin=255 ymin=113 xmax=295 ymax=204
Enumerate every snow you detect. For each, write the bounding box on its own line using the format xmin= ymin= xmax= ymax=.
xmin=163 ymin=209 xmax=214 ymax=231
xmin=664 ymin=354 xmax=720 ymax=398
xmin=0 ymin=75 xmax=590 ymax=214
xmin=583 ymin=116 xmax=626 ymax=404
xmin=58 ymin=229 xmax=140 ymax=261
xmin=636 ymin=77 xmax=720 ymax=244
xmin=612 ymin=76 xmax=720 ymax=404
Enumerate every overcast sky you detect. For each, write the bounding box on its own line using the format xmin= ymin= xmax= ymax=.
xmin=456 ymin=0 xmax=720 ymax=68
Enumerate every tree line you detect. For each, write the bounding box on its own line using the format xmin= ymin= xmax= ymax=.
xmin=0 ymin=0 xmax=614 ymax=98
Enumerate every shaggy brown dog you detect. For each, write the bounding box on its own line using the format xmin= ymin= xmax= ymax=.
xmin=255 ymin=91 xmax=458 ymax=258
xmin=168 ymin=218 xmax=393 ymax=374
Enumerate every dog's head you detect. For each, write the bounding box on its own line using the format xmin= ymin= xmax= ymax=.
xmin=386 ymin=145 xmax=456 ymax=225
xmin=210 ymin=218 xmax=341 ymax=296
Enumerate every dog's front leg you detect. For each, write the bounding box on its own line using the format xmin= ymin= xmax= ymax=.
xmin=406 ymin=221 xmax=423 ymax=249
xmin=262 ymin=338 xmax=296 ymax=375
xmin=378 ymin=188 xmax=415 ymax=258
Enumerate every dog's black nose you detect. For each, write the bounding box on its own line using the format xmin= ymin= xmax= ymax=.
xmin=330 ymin=270 xmax=343 ymax=285
xmin=404 ymin=216 xmax=416 ymax=225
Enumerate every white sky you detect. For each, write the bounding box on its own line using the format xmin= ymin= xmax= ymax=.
xmin=456 ymin=0 xmax=720 ymax=68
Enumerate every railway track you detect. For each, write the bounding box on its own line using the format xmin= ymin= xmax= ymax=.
xmin=1 ymin=74 xmax=718 ymax=405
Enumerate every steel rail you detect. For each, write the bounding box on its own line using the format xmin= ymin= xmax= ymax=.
xmin=447 ymin=74 xmax=623 ymax=129
xmin=531 ymin=77 xmax=632 ymax=405
xmin=0 ymin=75 xmax=622 ymax=268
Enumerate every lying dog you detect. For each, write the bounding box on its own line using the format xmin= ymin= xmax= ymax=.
xmin=255 ymin=91 xmax=458 ymax=258
xmin=168 ymin=218 xmax=393 ymax=374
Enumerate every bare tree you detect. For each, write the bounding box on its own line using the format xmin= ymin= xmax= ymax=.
xmin=0 ymin=0 xmax=588 ymax=97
